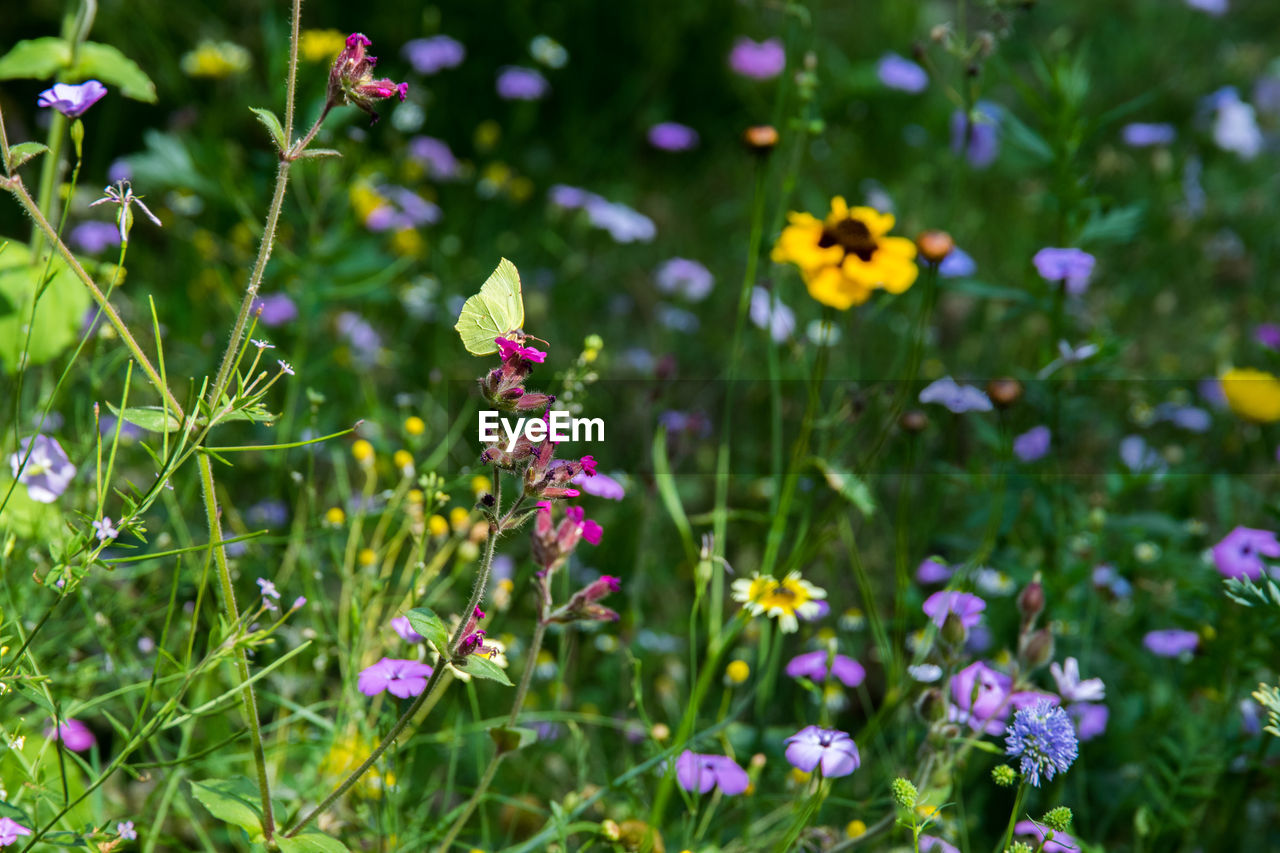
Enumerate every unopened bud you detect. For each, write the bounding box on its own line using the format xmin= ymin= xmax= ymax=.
xmin=916 ymin=230 xmax=955 ymax=264
xmin=900 ymin=409 xmax=929 ymax=433
xmin=1020 ymin=627 xmax=1055 ymax=671
xmin=743 ymin=124 xmax=780 ymax=152
xmin=986 ymin=377 xmax=1023 ymax=409
xmin=1017 ymin=576 xmax=1044 ymax=622
xmin=941 ymin=611 xmax=968 ymax=646
xmin=991 ymin=765 xmax=1017 ymax=787
xmin=600 ymin=820 xmax=621 ymax=842
xmin=891 ymin=777 xmax=918 ymax=809
xmin=1041 ymin=806 xmax=1073 ymax=833
xmin=915 ymin=687 xmax=946 ymax=722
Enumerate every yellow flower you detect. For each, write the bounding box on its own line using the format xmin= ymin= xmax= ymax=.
xmin=845 ymin=819 xmax=867 ymax=839
xmin=470 ymin=475 xmax=492 ymax=494
xmin=352 ymin=439 xmax=375 ymax=464
xmin=180 ymin=40 xmax=252 ymax=78
xmin=299 ymin=29 xmax=346 ymax=63
xmin=449 ymin=507 xmax=471 ymax=529
xmin=404 ymin=416 xmax=426 ymax=436
xmin=428 ymin=514 xmax=449 ymax=537
xmin=324 ymin=506 xmax=346 ymax=526
xmin=730 ymin=571 xmax=827 ymax=633
xmin=358 ymin=548 xmax=377 ymax=567
xmin=725 ymin=659 xmax=750 ymax=684
xmin=394 ymin=449 xmax=414 ymax=473
xmin=322 ymin=732 xmax=394 ymax=798
xmin=408 ymin=488 xmax=425 ymax=504
xmin=771 ymin=197 xmax=918 ymax=309
xmin=391 ymin=228 xmax=424 ymax=258
xmin=1221 ymin=367 xmax=1280 ymax=422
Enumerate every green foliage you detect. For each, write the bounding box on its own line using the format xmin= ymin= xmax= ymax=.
xmin=0 ymin=241 xmax=91 ymax=371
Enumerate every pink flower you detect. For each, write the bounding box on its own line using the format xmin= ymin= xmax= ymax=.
xmin=391 ymin=615 xmax=424 ymax=643
xmin=784 ymin=726 xmax=860 ymax=777
xmin=728 ymin=37 xmax=785 ymax=79
xmin=674 ymin=751 xmax=749 ymax=795
xmin=0 ymin=818 xmax=32 ymax=847
xmin=327 ymin=33 xmax=408 ymax=123
xmin=784 ymin=650 xmax=866 ymax=687
xmin=47 ymin=718 xmax=96 ymax=751
xmin=922 ymin=590 xmax=986 ymax=629
xmin=495 ymin=336 xmax=547 ymax=363
xmin=949 ymin=661 xmax=1012 ymax=735
xmin=1212 ymin=526 xmax=1280 ymax=580
xmin=357 ymin=657 xmax=433 ymax=698
xmin=579 ymin=455 xmax=597 ymax=476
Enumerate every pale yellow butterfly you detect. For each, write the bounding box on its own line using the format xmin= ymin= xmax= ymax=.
xmin=454 ymin=258 xmax=526 ymax=356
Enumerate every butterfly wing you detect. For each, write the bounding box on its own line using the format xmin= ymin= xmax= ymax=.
xmin=455 ymin=258 xmax=525 ymax=355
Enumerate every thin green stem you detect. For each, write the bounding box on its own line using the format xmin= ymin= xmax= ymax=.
xmin=996 ymin=781 xmax=1028 ymax=853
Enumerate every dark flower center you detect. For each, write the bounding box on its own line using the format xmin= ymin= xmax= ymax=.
xmin=817 ymin=731 xmax=835 ymax=747
xmin=819 ymin=218 xmax=878 ymax=262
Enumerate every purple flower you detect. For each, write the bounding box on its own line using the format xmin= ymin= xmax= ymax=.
xmin=1092 ymin=564 xmax=1132 ymax=598
xmin=495 ymin=336 xmax=547 ymax=364
xmin=357 ymin=657 xmax=434 ymax=697
xmin=785 ymin=650 xmax=866 ymax=687
xmin=9 ymin=435 xmax=76 ymax=503
xmin=1210 ymin=86 xmax=1262 ymax=159
xmin=1050 ymin=657 xmax=1105 ymax=703
xmin=496 ymin=66 xmax=549 ymax=100
xmin=572 ymin=469 xmax=625 ymax=499
xmin=98 ymin=414 xmax=143 ymax=442
xmin=365 ymin=186 xmax=441 ymax=231
xmin=1015 ymin=821 xmax=1078 ymax=853
xmin=47 ymin=718 xmax=96 ymax=751
xmin=1069 ymin=702 xmax=1109 ymax=741
xmin=674 ymin=751 xmax=749 ymax=795
xmin=247 ymin=499 xmax=288 ymax=528
xmin=938 ymin=247 xmax=976 ymax=278
xmin=1005 ymin=700 xmax=1078 ymax=786
xmin=916 ymin=557 xmax=953 ymax=584
xmin=919 ymin=377 xmax=993 ymax=413
xmin=277 ymin=360 xmax=295 ymax=375
xmin=1153 ymin=403 xmax=1211 ymax=433
xmin=391 ymin=615 xmax=424 ymax=643
xmin=69 ymin=221 xmax=122 ymax=254
xmin=1255 ymin=323 xmax=1280 ymax=351
xmin=1013 ymin=426 xmax=1051 ymax=462
xmin=1185 ymin=0 xmax=1228 ymax=14
xmin=1212 ymin=526 xmax=1280 ymax=580
xmin=750 ymin=287 xmax=795 ymax=342
xmin=923 ymin=590 xmax=986 ymax=629
xmin=549 ymin=184 xmax=595 ymax=209
xmin=256 ymin=577 xmax=281 ymax=600
xmin=647 ymin=122 xmax=699 ymax=151
xmin=877 ymin=52 xmax=928 ymax=93
xmin=402 ymin=35 xmax=465 ymax=74
xmin=1033 ymin=248 xmax=1096 ymax=296
xmin=37 ymin=80 xmax=107 ymax=117
xmin=1143 ymin=629 xmax=1199 ymax=657
xmin=950 ymin=661 xmax=1013 ymax=735
xmin=1122 ymin=122 xmax=1177 ymax=147
xmin=336 ymin=311 xmax=382 ymax=365
xmin=252 ymin=293 xmax=298 ymax=326
xmin=92 ymin=516 xmax=120 ymax=542
xmin=784 ymin=726 xmax=860 ymax=777
xmin=729 ymin=37 xmax=785 ymax=79
xmin=919 ymin=838 xmax=960 ymax=853
xmin=116 ymin=821 xmax=137 ymax=841
xmin=583 ymin=196 xmax=655 ymax=243
xmin=0 ymin=818 xmax=32 ymax=847
xmin=951 ymin=101 xmax=1000 ymax=168
xmin=408 ymin=136 xmax=461 ymax=179
xmin=655 ymin=258 xmax=714 ymax=301
xmin=1120 ymin=435 xmax=1165 ymax=475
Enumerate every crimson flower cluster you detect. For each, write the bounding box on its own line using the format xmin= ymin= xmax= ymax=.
xmin=327 ymin=33 xmax=408 ymax=123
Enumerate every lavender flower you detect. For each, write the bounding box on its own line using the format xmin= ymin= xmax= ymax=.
xmin=1004 ymin=700 xmax=1078 ymax=786
xmin=496 ymin=66 xmax=549 ymax=100
xmin=0 ymin=818 xmax=32 ymax=847
xmin=728 ymin=37 xmax=785 ymax=79
xmin=784 ymin=726 xmax=860 ymax=777
xmin=923 ymin=590 xmax=986 ymax=629
xmin=9 ymin=435 xmax=76 ymax=503
xmin=1014 ymin=821 xmax=1078 ymax=853
xmin=1153 ymin=403 xmax=1211 ymax=432
xmin=1013 ymin=426 xmax=1051 ymax=462
xmin=391 ymin=615 xmax=425 ymax=643
xmin=1120 ymin=435 xmax=1165 ymax=475
xmin=92 ymin=517 xmax=120 ymax=542
xmin=877 ymin=52 xmax=928 ymax=93
xmin=1185 ymin=0 xmax=1228 ymax=15
xmin=549 ymin=184 xmax=594 ymax=209
xmin=1122 ymin=122 xmax=1177 ymax=147
xmin=1255 ymin=323 xmax=1280 ymax=351
xmin=1212 ymin=526 xmax=1280 ymax=580
xmin=951 ymin=101 xmax=1000 ymax=168
xmin=674 ymin=751 xmax=749 ymax=795
xmin=117 ymin=821 xmax=137 ymax=841
xmin=1033 ymin=248 xmax=1095 ymax=296
xmin=919 ymin=377 xmax=993 ymax=413
xmin=37 ymin=80 xmax=107 ymax=117
xmin=1050 ymin=657 xmax=1105 ymax=703
xmin=572 ymin=468 xmax=625 ymax=499
xmin=785 ymin=650 xmax=866 ymax=687
xmin=69 ymin=221 xmax=122 ymax=254
xmin=408 ymin=135 xmax=461 ymax=179
xmin=749 ymin=287 xmax=795 ymax=342
xmin=402 ymin=35 xmax=465 ymax=74
xmin=256 ymin=577 xmax=281 ymax=600
xmin=950 ymin=661 xmax=1013 ymax=735
xmin=647 ymin=122 xmax=699 ymax=151
xmin=336 ymin=311 xmax=382 ymax=366
xmin=1069 ymin=702 xmax=1109 ymax=741
xmin=1209 ymin=86 xmax=1262 ymax=159
xmin=357 ymin=657 xmax=433 ymax=697
xmin=919 ymin=838 xmax=960 ymax=853
xmin=938 ymin=246 xmax=976 ymax=278
xmin=252 ymin=293 xmax=298 ymax=326
xmin=583 ymin=197 xmax=655 ymax=243
xmin=1143 ymin=629 xmax=1199 ymax=657
xmin=916 ymin=557 xmax=953 ymax=584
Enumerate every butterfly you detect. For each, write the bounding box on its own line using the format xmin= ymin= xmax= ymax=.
xmin=454 ymin=258 xmax=526 ymax=356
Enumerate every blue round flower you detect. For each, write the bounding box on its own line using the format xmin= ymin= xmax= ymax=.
xmin=1004 ymin=700 xmax=1078 ymax=787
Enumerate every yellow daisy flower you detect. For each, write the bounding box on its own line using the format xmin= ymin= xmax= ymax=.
xmin=299 ymin=29 xmax=347 ymax=63
xmin=180 ymin=40 xmax=252 ymax=79
xmin=1220 ymin=367 xmax=1280 ymax=423
xmin=730 ymin=571 xmax=827 ymax=633
xmin=771 ymin=196 xmax=918 ymax=309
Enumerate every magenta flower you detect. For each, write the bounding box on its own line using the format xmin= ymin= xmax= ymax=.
xmin=357 ymin=657 xmax=433 ymax=697
xmin=496 ymin=336 xmax=547 ymax=364
xmin=674 ymin=751 xmax=749 ymax=795
xmin=402 ymin=35 xmax=465 ymax=74
xmin=9 ymin=435 xmax=76 ymax=503
xmin=877 ymin=52 xmax=928 ymax=93
xmin=1143 ymin=629 xmax=1199 ymax=658
xmin=949 ymin=661 xmax=1013 ymax=735
xmin=496 ymin=66 xmax=549 ymax=100
xmin=647 ymin=121 xmax=699 ymax=151
xmin=563 ymin=505 xmax=603 ymax=545
xmin=37 ymin=80 xmax=107 ymax=117
xmin=327 ymin=33 xmax=408 ymax=123
xmin=923 ymin=590 xmax=986 ymax=629
xmin=47 ymin=718 xmax=96 ymax=751
xmin=916 ymin=557 xmax=953 ymax=584
xmin=784 ymin=726 xmax=860 ymax=777
xmin=1033 ymin=248 xmax=1096 ymax=296
xmin=728 ymin=37 xmax=785 ymax=79
xmin=784 ymin=650 xmax=866 ymax=687
xmin=391 ymin=615 xmax=424 ymax=643
xmin=0 ymin=818 xmax=32 ymax=847
xmin=1013 ymin=426 xmax=1051 ymax=462
xmin=1015 ymin=820 xmax=1077 ymax=853
xmin=1212 ymin=526 xmax=1280 ymax=580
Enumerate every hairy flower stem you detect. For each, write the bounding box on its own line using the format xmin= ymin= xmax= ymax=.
xmin=996 ymin=781 xmax=1028 ymax=853
xmin=287 ymin=468 xmax=505 ymax=837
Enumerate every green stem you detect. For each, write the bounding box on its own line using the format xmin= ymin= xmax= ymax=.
xmin=996 ymin=781 xmax=1028 ymax=853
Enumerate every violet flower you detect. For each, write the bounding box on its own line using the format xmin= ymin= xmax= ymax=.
xmin=785 ymin=649 xmax=866 ymax=687
xmin=37 ymin=80 xmax=107 ymax=117
xmin=938 ymin=247 xmax=976 ymax=278
xmin=923 ymin=590 xmax=986 ymax=629
xmin=1122 ymin=122 xmax=1177 ymax=147
xmin=919 ymin=838 xmax=960 ymax=853
xmin=784 ymin=726 xmax=860 ymax=777
xmin=357 ymin=657 xmax=433 ymax=697
xmin=728 ymin=37 xmax=785 ymax=79
xmin=656 ymin=258 xmax=714 ymax=301
xmin=648 ymin=122 xmax=699 ymax=151
xmin=92 ymin=517 xmax=120 ymax=542
xmin=749 ymin=287 xmax=795 ymax=342
xmin=674 ymin=751 xmax=749 ymax=795
xmin=9 ymin=435 xmax=76 ymax=503
xmin=391 ymin=615 xmax=425 ymax=643
xmin=571 ymin=468 xmax=625 ymax=499
xmin=950 ymin=101 xmax=1000 ymax=168
xmin=1069 ymin=702 xmax=1109 ymax=741
xmin=949 ymin=661 xmax=1013 ymax=735
xmin=252 ymin=293 xmax=298 ymax=326
xmin=68 ymin=221 xmax=122 ymax=254
xmin=402 ymin=35 xmax=465 ymax=74
xmin=877 ymin=52 xmax=928 ymax=93
xmin=1211 ymin=526 xmax=1280 ymax=580
xmin=496 ymin=66 xmax=549 ymax=100
xmin=1049 ymin=657 xmax=1105 ymax=703
xmin=408 ymin=135 xmax=461 ymax=179
xmin=1005 ymin=700 xmax=1078 ymax=786
xmin=1015 ymin=821 xmax=1078 ymax=853
xmin=1143 ymin=629 xmax=1199 ymax=657
xmin=916 ymin=557 xmax=953 ymax=584
xmin=1013 ymin=426 xmax=1051 ymax=462
xmin=1255 ymin=323 xmax=1280 ymax=351
xmin=919 ymin=377 xmax=993 ymax=413
xmin=0 ymin=818 xmax=32 ymax=847
xmin=1033 ymin=247 xmax=1096 ymax=296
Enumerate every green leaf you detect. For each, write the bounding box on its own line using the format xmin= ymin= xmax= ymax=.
xmin=0 ymin=37 xmax=71 ymax=80
xmin=69 ymin=42 xmax=156 ymax=102
xmin=1077 ymin=204 xmax=1146 ymax=246
xmin=278 ymin=832 xmax=351 ymax=852
xmin=489 ymin=725 xmax=538 ymax=754
xmin=458 ymin=653 xmax=513 ymax=686
xmin=813 ymin=459 xmax=876 ymax=517
xmin=189 ymin=778 xmax=263 ymax=834
xmin=0 ymin=477 xmax=67 ymax=542
xmin=109 ymin=404 xmax=182 ymax=433
xmin=250 ymin=107 xmax=286 ymax=152
xmin=0 ymin=241 xmax=91 ymax=371
xmin=407 ymin=606 xmax=452 ymax=656
xmin=6 ymin=141 xmax=49 ymax=172
xmin=998 ymin=108 xmax=1054 ymax=163
xmin=295 ymin=148 xmax=342 ymax=160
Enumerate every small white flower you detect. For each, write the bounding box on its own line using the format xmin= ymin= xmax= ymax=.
xmin=1050 ymin=656 xmax=1106 ymax=703
xmin=89 ymin=180 xmax=162 ymax=243
xmin=908 ymin=663 xmax=943 ymax=683
xmin=251 ymin=339 xmax=275 ymax=350
xmin=277 ymin=360 xmax=295 ymax=376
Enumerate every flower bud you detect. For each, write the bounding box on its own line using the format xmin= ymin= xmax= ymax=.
xmin=600 ymin=820 xmax=621 ymax=842
xmin=900 ymin=409 xmax=929 ymax=433
xmin=991 ymin=764 xmax=1017 ymax=787
xmin=915 ymin=687 xmax=946 ymax=722
xmin=327 ymin=33 xmax=408 ymax=124
xmin=743 ymin=124 xmax=780 ymax=153
xmin=891 ymin=777 xmax=918 ymax=809
xmin=916 ymin=229 xmax=955 ymax=263
xmin=1017 ymin=576 xmax=1045 ymax=623
xmin=1019 ymin=627 xmax=1055 ymax=671
xmin=986 ymin=377 xmax=1023 ymax=409
xmin=1041 ymin=806 xmax=1073 ymax=833
xmin=941 ymin=611 xmax=968 ymax=646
